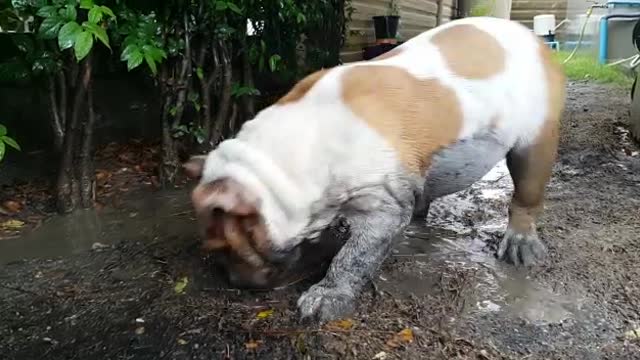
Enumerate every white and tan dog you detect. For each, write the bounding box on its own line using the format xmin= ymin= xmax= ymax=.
xmin=184 ymin=16 xmax=566 ymax=322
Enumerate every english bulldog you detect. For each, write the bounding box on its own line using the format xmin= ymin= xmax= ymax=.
xmin=183 ymin=16 xmax=566 ymax=323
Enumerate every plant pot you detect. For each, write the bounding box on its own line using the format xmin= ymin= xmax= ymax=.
xmin=373 ymin=15 xmax=400 ymax=44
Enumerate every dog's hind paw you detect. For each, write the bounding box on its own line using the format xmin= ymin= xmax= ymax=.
xmin=497 ymin=228 xmax=547 ymax=267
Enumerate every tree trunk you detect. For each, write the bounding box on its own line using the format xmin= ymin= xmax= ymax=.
xmin=56 ymin=56 xmax=92 ymax=213
xmin=212 ymin=41 xmax=232 ymax=145
xmin=241 ymin=34 xmax=256 ymax=120
xmin=79 ymin=80 xmax=96 ymax=208
xmin=46 ymin=76 xmax=64 ymax=152
xmin=160 ymin=94 xmax=179 ymax=187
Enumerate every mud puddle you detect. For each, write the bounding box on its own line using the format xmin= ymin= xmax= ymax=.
xmin=0 ymin=189 xmax=193 ymax=265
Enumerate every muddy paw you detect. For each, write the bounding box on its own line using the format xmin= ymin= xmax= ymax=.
xmin=297 ymin=283 xmax=355 ymax=323
xmin=497 ymin=228 xmax=547 ymax=267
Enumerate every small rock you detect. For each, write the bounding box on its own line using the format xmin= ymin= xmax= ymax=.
xmin=373 ymin=352 xmax=387 ymax=360
xmin=91 ymin=242 xmax=110 ymax=251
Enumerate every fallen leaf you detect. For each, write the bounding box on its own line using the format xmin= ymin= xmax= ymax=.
xmin=0 ymin=219 xmax=25 ymax=230
xmin=256 ymin=309 xmax=274 ymax=319
xmin=624 ymin=328 xmax=640 ymax=340
xmin=177 ymin=338 xmax=188 ymax=345
xmin=326 ymin=318 xmax=354 ymax=331
xmin=174 ymin=276 xmax=189 ymax=294
xmin=294 ymin=334 xmax=307 ymax=354
xmin=373 ymin=351 xmax=388 ymax=360
xmin=386 ymin=328 xmax=414 ymax=348
xmin=2 ymin=200 xmax=22 ymax=213
xmin=245 ymin=339 xmax=263 ymax=350
xmin=95 ymin=170 xmax=111 ymax=181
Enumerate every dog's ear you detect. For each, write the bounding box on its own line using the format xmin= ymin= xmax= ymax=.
xmin=183 ymin=155 xmax=207 ymax=180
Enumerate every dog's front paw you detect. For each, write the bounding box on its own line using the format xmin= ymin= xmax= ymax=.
xmin=497 ymin=228 xmax=547 ymax=267
xmin=297 ymin=283 xmax=355 ymax=323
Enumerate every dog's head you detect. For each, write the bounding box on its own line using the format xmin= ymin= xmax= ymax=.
xmin=183 ymin=155 xmax=304 ymax=289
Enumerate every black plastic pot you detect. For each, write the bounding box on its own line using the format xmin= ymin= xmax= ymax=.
xmin=373 ymin=15 xmax=400 ymax=40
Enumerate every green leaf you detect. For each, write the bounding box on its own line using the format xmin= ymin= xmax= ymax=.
xmin=0 ymin=141 xmax=5 ymax=162
xmin=121 ymin=44 xmax=136 ymax=58
xmin=99 ymin=6 xmax=115 ymax=19
xmin=269 ymin=54 xmax=281 ymax=72
xmin=142 ymin=45 xmax=166 ymax=62
xmin=0 ymin=124 xmax=6 ymax=136
xmin=38 ymin=16 xmax=63 ymax=39
xmin=60 ymin=5 xmax=76 ymax=21
xmin=215 ymin=1 xmax=227 ymax=11
xmin=74 ymin=31 xmax=93 ymax=61
xmin=36 ymin=5 xmax=58 ymax=18
xmin=127 ymin=49 xmax=144 ymax=71
xmin=144 ymin=53 xmax=157 ymax=75
xmin=296 ymin=13 xmax=306 ymax=24
xmin=79 ymin=0 xmax=94 ymax=9
xmin=196 ymin=67 xmax=203 ymax=80
xmin=83 ymin=22 xmax=109 ymax=49
xmin=58 ymin=21 xmax=81 ymax=50
xmin=227 ymin=2 xmax=242 ymax=14
xmin=2 ymin=136 xmax=20 ymax=151
xmin=88 ymin=6 xmax=102 ymax=23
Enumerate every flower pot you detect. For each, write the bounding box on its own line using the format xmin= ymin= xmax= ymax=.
xmin=373 ymin=15 xmax=400 ymax=44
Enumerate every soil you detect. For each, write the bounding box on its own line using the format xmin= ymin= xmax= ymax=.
xmin=1 ymin=81 xmax=640 ymax=360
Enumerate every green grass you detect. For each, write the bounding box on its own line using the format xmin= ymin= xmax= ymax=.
xmin=551 ymin=50 xmax=634 ymax=87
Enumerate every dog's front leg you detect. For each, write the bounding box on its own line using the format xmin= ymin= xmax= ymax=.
xmin=297 ymin=191 xmax=413 ymax=323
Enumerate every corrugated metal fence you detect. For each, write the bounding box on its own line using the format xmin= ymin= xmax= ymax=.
xmin=341 ymin=0 xmax=459 ymax=62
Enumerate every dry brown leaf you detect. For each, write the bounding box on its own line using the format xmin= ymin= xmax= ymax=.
xmin=245 ymin=339 xmax=263 ymax=350
xmin=0 ymin=219 xmax=25 ymax=230
xmin=2 ymin=200 xmax=22 ymax=213
xmin=386 ymin=328 xmax=414 ymax=348
xmin=325 ymin=318 xmax=354 ymax=331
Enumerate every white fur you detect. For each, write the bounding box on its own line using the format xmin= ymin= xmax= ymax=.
xmin=200 ymin=17 xmax=554 ymax=249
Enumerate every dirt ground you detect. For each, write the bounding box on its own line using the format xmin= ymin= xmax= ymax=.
xmin=1 ymin=81 xmax=640 ymax=360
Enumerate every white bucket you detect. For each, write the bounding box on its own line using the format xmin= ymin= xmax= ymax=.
xmin=534 ymin=14 xmax=556 ymax=36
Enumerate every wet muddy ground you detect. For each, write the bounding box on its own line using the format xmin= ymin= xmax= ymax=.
xmin=1 ymin=81 xmax=640 ymax=359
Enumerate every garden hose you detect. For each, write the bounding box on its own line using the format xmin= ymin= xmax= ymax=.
xmin=563 ymin=5 xmax=597 ymax=64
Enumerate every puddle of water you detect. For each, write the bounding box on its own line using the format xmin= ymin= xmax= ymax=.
xmin=0 ymin=189 xmax=196 ymax=265
xmin=378 ymin=161 xmax=583 ymax=326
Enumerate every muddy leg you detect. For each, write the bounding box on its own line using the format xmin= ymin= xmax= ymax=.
xmin=411 ymin=196 xmax=431 ymax=221
xmin=498 ymin=123 xmax=559 ymax=267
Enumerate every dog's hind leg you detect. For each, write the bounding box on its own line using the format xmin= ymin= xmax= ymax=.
xmin=497 ymin=118 xmax=559 ymax=267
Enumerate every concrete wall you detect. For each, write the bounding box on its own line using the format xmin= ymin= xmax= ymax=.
xmin=341 ymin=0 xmax=459 ymax=62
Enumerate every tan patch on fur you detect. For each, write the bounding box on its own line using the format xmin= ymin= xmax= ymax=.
xmin=276 ymin=69 xmax=330 ymax=105
xmin=341 ymin=65 xmax=463 ymax=174
xmin=489 ymin=116 xmax=501 ymax=129
xmin=507 ymin=41 xmax=566 ymax=231
xmin=431 ymin=24 xmax=505 ymax=79
xmin=191 ymin=179 xmax=272 ymax=266
xmin=373 ymin=47 xmax=404 ymax=61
